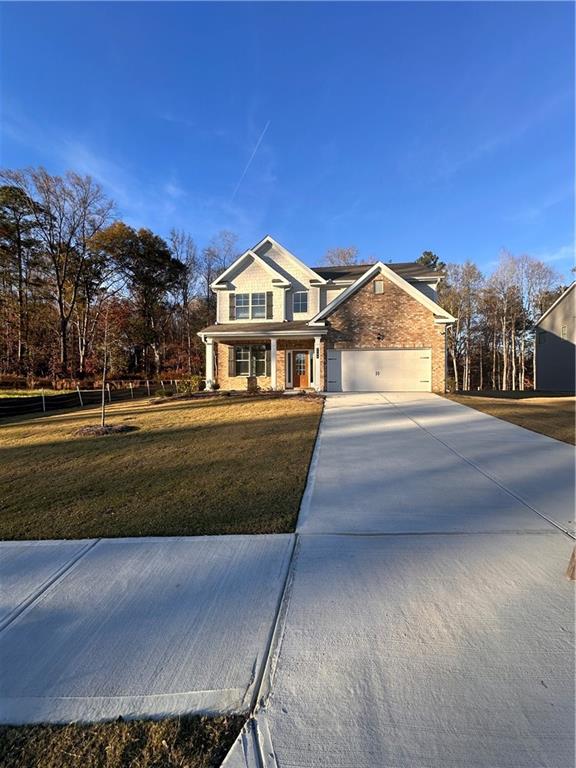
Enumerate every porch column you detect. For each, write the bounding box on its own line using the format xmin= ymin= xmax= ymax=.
xmin=270 ymin=337 xmax=278 ymax=390
xmin=204 ymin=337 xmax=215 ymax=390
xmin=313 ymin=336 xmax=322 ymax=391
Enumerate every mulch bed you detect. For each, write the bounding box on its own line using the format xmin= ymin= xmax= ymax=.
xmin=72 ymin=425 xmax=140 ymax=437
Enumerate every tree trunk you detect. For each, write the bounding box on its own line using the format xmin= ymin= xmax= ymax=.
xmin=59 ymin=316 xmax=69 ymax=375
xmin=511 ymin=326 xmax=516 ymax=391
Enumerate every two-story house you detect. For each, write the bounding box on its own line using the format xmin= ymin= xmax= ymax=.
xmin=198 ymin=236 xmax=455 ymax=392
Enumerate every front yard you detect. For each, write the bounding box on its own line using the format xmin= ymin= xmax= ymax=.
xmin=0 ymin=715 xmax=244 ymax=768
xmin=443 ymin=391 xmax=575 ymax=444
xmin=0 ymin=394 xmax=323 ymax=540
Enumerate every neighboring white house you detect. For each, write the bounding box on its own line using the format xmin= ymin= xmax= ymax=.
xmin=534 ymin=282 xmax=575 ymax=392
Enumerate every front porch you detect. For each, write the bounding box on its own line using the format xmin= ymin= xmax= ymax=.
xmin=203 ymin=334 xmax=326 ymax=392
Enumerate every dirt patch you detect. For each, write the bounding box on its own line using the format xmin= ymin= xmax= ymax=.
xmin=72 ymin=424 xmax=140 ymax=437
xmin=0 ymin=714 xmax=244 ymax=768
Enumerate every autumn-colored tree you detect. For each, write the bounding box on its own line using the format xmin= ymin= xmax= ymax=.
xmin=91 ymin=222 xmax=185 ymax=375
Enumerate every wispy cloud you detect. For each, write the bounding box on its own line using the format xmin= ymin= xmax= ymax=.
xmin=535 ymin=243 xmax=575 ymax=265
xmin=0 ymin=103 xmax=270 ymax=244
xmin=435 ymin=89 xmax=573 ymax=181
xmin=231 ymin=120 xmax=271 ymax=201
xmin=503 ymin=186 xmax=574 ymax=222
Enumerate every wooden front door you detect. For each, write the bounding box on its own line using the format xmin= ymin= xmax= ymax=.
xmin=293 ymin=351 xmax=309 ymax=388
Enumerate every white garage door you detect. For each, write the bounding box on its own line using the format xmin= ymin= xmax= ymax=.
xmin=327 ymin=349 xmax=432 ymax=392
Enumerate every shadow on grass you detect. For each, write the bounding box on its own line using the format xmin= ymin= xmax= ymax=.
xmin=452 ymin=390 xmax=575 ymax=400
xmin=0 ymin=404 xmax=323 ymax=540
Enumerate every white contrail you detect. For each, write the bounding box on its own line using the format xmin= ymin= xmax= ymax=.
xmin=231 ymin=120 xmax=271 ymax=200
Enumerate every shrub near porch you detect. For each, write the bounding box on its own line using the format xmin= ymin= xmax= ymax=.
xmin=0 ymin=395 xmax=323 ymax=540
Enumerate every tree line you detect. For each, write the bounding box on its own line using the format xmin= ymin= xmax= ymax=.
xmin=0 ymin=166 xmax=569 ymax=389
xmin=0 ymin=167 xmax=240 ymax=382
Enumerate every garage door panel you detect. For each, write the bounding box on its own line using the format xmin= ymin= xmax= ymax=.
xmin=327 ymin=349 xmax=431 ymax=392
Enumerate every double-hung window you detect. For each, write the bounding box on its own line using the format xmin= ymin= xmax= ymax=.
xmin=235 ymin=293 xmax=250 ymax=320
xmin=232 ymin=344 xmax=269 ymax=377
xmin=251 ymin=293 xmax=266 ymax=319
xmin=234 ymin=346 xmax=251 ymax=375
xmin=293 ymin=291 xmax=308 ymax=314
xmin=251 ymin=344 xmax=267 ymax=375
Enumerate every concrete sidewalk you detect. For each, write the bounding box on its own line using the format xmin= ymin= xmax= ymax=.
xmin=225 ymin=393 xmax=575 ymax=768
xmin=0 ymin=535 xmax=293 ymax=724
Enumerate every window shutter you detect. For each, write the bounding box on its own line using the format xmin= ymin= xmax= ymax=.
xmin=228 ymin=347 xmax=236 ymax=377
xmin=266 ymin=291 xmax=273 ymax=319
xmin=265 ymin=348 xmax=271 ymax=377
xmin=229 ymin=293 xmax=235 ymax=321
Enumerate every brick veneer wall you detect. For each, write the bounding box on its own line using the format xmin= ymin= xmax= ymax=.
xmin=215 ymin=338 xmax=319 ymax=390
xmin=325 ymin=273 xmax=447 ymax=391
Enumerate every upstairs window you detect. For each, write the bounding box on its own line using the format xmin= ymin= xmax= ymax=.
xmin=293 ymin=291 xmax=308 ymax=314
xmin=251 ymin=292 xmax=266 ymax=319
xmin=235 ymin=293 xmax=250 ymax=320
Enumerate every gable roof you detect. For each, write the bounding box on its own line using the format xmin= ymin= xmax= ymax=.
xmin=313 ymin=262 xmax=443 ymax=282
xmin=309 ymin=261 xmax=456 ymax=324
xmin=210 ymin=248 xmax=290 ymax=289
xmin=535 ymin=282 xmax=575 ymax=326
xmin=252 ymin=235 xmax=326 ymax=284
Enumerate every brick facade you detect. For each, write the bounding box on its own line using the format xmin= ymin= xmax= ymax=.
xmin=212 ymin=273 xmax=447 ymax=393
xmin=215 ymin=338 xmax=318 ymax=391
xmin=324 ymin=273 xmax=447 ymax=392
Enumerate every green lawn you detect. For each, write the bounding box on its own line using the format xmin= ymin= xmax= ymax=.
xmin=0 ymin=394 xmax=323 ymax=540
xmin=0 ymin=715 xmax=244 ymax=768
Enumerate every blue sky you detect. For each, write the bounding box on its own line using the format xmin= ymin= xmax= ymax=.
xmin=1 ymin=1 xmax=574 ymax=277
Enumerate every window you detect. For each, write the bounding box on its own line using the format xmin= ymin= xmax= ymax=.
xmin=251 ymin=293 xmax=266 ymax=319
xmin=561 ymin=325 xmax=568 ymax=340
xmin=293 ymin=291 xmax=308 ymax=313
xmin=235 ymin=293 xmax=250 ymax=320
xmin=234 ymin=345 xmax=250 ymax=375
xmin=373 ymin=280 xmax=384 ymax=295
xmin=232 ymin=344 xmax=269 ymax=377
xmin=251 ymin=345 xmax=267 ymax=376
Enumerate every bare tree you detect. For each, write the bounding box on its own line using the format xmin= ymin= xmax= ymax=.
xmin=170 ymin=229 xmax=198 ymax=374
xmin=438 ymin=261 xmax=483 ymax=390
xmin=200 ymin=229 xmax=239 ymax=324
xmin=323 ymin=246 xmax=359 ymax=266
xmin=0 ymin=168 xmax=114 ymax=375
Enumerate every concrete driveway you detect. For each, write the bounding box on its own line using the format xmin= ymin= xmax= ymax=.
xmin=298 ymin=392 xmax=575 ymax=535
xmin=226 ymin=393 xmax=575 ymax=768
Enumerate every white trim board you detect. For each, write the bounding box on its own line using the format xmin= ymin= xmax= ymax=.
xmin=535 ymin=282 xmax=575 ymax=326
xmin=211 ymin=249 xmax=291 ymax=290
xmin=252 ymin=235 xmax=327 ymax=284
